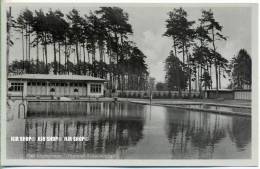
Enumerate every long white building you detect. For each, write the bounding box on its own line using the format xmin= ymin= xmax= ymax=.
xmin=8 ymin=74 xmax=106 ymax=98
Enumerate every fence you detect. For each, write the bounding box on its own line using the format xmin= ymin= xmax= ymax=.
xmin=205 ymin=89 xmax=251 ymax=100
xmin=234 ymin=90 xmax=251 ymax=100
xmin=205 ymin=90 xmax=234 ymax=99
xmin=117 ymin=90 xmax=251 ymax=100
xmin=117 ymin=90 xmax=201 ymax=99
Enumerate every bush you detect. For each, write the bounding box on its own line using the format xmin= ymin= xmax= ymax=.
xmin=183 ymin=94 xmax=189 ymax=99
xmin=168 ymin=92 xmax=172 ymax=98
xmin=199 ymin=94 xmax=203 ymax=99
xmin=163 ymin=92 xmax=167 ymax=99
xmin=138 ymin=93 xmax=141 ymax=98
xmin=153 ymin=93 xmax=158 ymax=99
xmin=120 ymin=92 xmax=126 ymax=98
xmin=173 ymin=93 xmax=178 ymax=99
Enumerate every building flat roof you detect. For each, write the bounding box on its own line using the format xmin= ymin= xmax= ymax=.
xmin=8 ymin=74 xmax=106 ymax=82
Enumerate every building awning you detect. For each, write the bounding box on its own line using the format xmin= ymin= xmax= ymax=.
xmin=8 ymin=74 xmax=106 ymax=82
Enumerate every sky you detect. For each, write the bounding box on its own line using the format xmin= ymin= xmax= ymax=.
xmin=7 ymin=3 xmax=253 ymax=88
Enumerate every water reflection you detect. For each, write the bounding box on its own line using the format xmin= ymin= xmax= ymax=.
xmin=227 ymin=117 xmax=251 ymax=151
xmin=165 ymin=108 xmax=251 ymax=159
xmin=180 ymin=104 xmax=251 ymax=114
xmin=7 ymin=101 xmax=251 ymax=159
xmin=23 ymin=102 xmax=145 ymax=159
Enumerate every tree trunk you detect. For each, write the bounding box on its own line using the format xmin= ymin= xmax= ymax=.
xmin=28 ymin=25 xmax=31 ymax=72
xmin=212 ymin=28 xmax=219 ymax=96
xmin=204 ymin=65 xmax=207 ymax=92
xmin=200 ymin=66 xmax=202 ymax=96
xmin=58 ymin=43 xmax=61 ymax=74
xmin=83 ymin=43 xmax=86 ymax=75
xmin=99 ymin=42 xmax=104 ymax=62
xmin=36 ymin=36 xmax=39 ymax=73
xmin=114 ymin=32 xmax=120 ymax=90
xmin=21 ymin=29 xmax=25 ymax=71
xmin=53 ymin=41 xmax=57 ymax=75
xmin=44 ymin=33 xmax=48 ymax=73
xmin=185 ymin=46 xmax=191 ymax=98
xmin=173 ymin=37 xmax=177 ymax=57
xmin=25 ymin=24 xmax=28 ymax=73
xmin=64 ymin=39 xmax=67 ymax=74
xmin=75 ymin=42 xmax=80 ymax=74
xmin=42 ymin=45 xmax=45 ymax=66
xmin=195 ymin=67 xmax=197 ymax=91
xmin=178 ymin=68 xmax=182 ymax=98
xmin=209 ymin=63 xmax=212 ymax=89
xmin=182 ymin=43 xmax=185 ymax=65
xmin=219 ymin=66 xmax=221 ymax=89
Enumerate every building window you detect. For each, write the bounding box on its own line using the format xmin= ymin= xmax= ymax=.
xmin=8 ymin=82 xmax=24 ymax=92
xmin=74 ymin=88 xmax=79 ymax=92
xmin=90 ymin=84 xmax=101 ymax=93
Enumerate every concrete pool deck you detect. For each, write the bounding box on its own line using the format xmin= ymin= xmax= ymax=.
xmin=120 ymin=98 xmax=251 ymax=106
xmin=11 ymin=97 xmax=251 ymax=105
xmin=124 ymin=98 xmax=251 ymax=117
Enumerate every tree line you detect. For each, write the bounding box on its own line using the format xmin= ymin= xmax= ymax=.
xmin=163 ymin=8 xmax=249 ymax=97
xmin=229 ymin=49 xmax=251 ymax=90
xmin=9 ymin=7 xmax=149 ymax=91
xmin=157 ymin=47 xmax=252 ymax=92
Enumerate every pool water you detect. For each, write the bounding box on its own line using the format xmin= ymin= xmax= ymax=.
xmin=6 ymin=101 xmax=251 ymax=159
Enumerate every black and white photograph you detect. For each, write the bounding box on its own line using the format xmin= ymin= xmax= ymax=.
xmin=1 ymin=1 xmax=258 ymax=166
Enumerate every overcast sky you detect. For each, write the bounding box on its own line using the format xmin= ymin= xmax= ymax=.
xmin=8 ymin=4 xmax=253 ymax=88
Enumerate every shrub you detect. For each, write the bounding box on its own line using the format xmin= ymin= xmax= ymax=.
xmin=138 ymin=93 xmax=141 ymax=98
xmin=173 ymin=93 xmax=177 ymax=99
xmin=183 ymin=94 xmax=189 ymax=99
xmin=168 ymin=92 xmax=172 ymax=98
xmin=120 ymin=92 xmax=123 ymax=97
xmin=153 ymin=93 xmax=157 ymax=99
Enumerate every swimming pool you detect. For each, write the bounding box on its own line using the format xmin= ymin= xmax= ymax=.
xmin=6 ymin=101 xmax=251 ymax=159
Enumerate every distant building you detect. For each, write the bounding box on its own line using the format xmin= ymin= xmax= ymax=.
xmin=8 ymin=74 xmax=106 ymax=98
